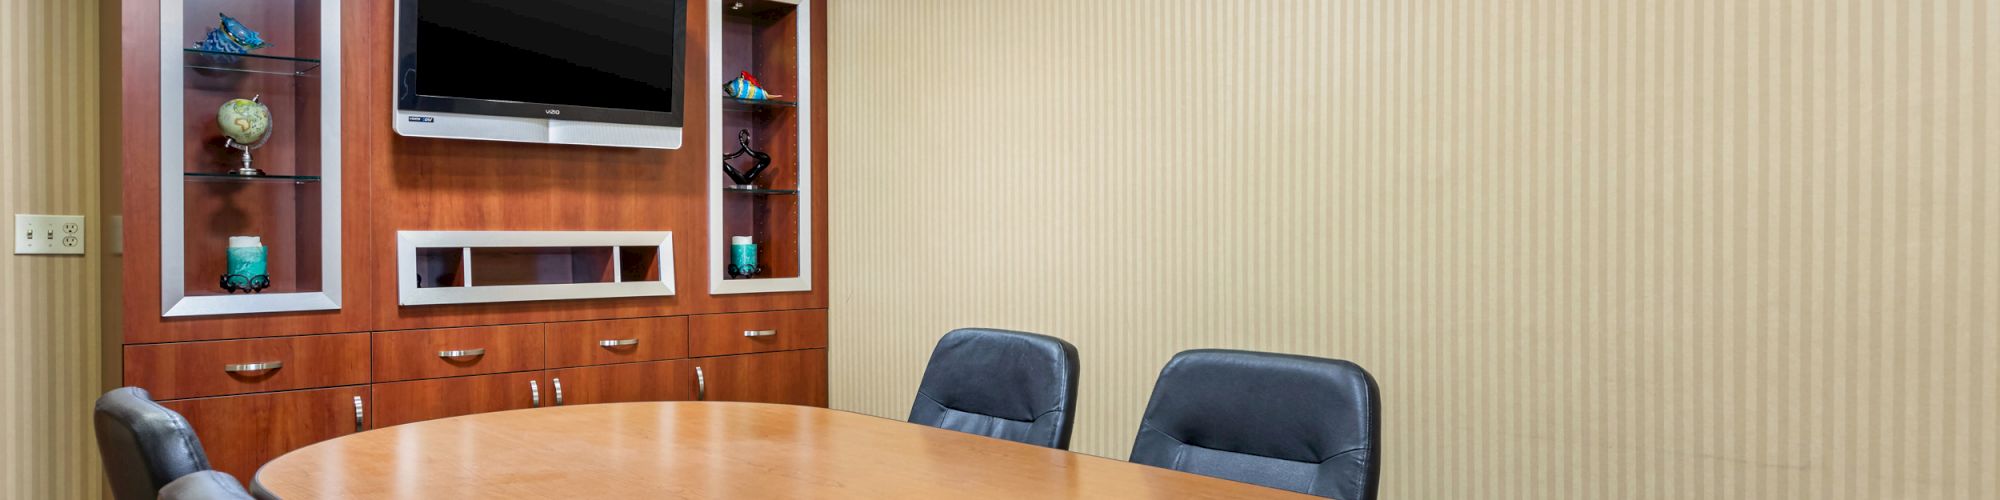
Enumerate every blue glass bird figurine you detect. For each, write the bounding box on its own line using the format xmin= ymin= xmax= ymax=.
xmin=193 ymin=13 xmax=269 ymax=54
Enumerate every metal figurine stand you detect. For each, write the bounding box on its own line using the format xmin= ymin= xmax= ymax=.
xmin=220 ymin=274 xmax=272 ymax=293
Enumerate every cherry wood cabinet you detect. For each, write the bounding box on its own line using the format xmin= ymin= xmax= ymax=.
xmin=372 ymin=324 xmax=547 ymax=382
xmin=696 ymin=349 xmax=828 ymax=407
xmin=549 ymin=360 xmax=699 ymax=406
xmin=371 ymin=371 xmax=547 ymax=427
xmin=124 ymin=333 xmax=369 ymax=400
xmin=546 ymin=317 xmax=688 ymax=368
xmin=688 ymin=309 xmax=828 ymax=357
xmin=159 ymin=386 xmax=370 ymax=485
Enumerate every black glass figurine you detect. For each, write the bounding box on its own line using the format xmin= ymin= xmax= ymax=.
xmin=721 ymin=129 xmax=771 ymax=187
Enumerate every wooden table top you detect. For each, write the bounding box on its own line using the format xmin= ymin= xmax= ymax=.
xmin=253 ymin=402 xmax=1314 ymax=499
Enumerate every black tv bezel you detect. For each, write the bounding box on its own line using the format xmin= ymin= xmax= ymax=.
xmin=394 ymin=0 xmax=687 ymax=128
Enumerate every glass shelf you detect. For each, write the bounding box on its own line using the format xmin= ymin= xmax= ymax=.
xmin=184 ymin=49 xmax=322 ymax=76
xmin=185 ymin=171 xmax=323 ymax=184
xmin=723 ymin=97 xmax=799 ymax=112
xmin=723 ymin=186 xmax=799 ymax=195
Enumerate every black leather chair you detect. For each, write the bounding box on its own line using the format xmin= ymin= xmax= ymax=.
xmin=158 ymin=470 xmax=254 ymax=500
xmin=909 ymin=328 xmax=1081 ymax=449
xmin=1129 ymin=349 xmax=1381 ymax=499
xmin=93 ymin=387 xmax=215 ymax=500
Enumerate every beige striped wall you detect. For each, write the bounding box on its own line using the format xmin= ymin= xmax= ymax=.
xmin=0 ymin=0 xmax=109 ymax=498
xmin=827 ymin=1 xmax=1999 ymax=498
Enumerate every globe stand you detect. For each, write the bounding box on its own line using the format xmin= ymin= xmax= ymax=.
xmin=220 ymin=94 xmax=271 ymax=176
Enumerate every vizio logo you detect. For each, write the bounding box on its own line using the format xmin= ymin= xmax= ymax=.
xmin=545 ymin=109 xmax=562 ymax=115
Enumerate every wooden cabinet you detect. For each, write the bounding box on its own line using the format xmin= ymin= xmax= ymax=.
xmin=372 ymin=371 xmax=545 ymax=427
xmin=547 ymin=317 xmax=688 ymax=368
xmin=688 ymin=309 xmax=828 ymax=357
xmin=372 ymin=324 xmax=546 ymax=382
xmin=549 ymin=359 xmax=698 ymax=406
xmin=125 ymin=334 xmax=369 ymax=400
xmin=159 ymin=386 xmax=369 ymax=486
xmin=696 ymin=349 xmax=828 ymax=407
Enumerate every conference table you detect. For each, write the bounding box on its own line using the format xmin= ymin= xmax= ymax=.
xmin=252 ymin=401 xmax=1315 ymax=499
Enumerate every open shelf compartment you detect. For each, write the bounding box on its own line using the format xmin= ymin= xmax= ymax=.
xmin=397 ymin=231 xmax=676 ymax=306
xmin=161 ymin=0 xmax=342 ymax=317
xmin=708 ymin=0 xmax=813 ymax=295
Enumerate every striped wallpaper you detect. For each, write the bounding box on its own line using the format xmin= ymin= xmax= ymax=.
xmin=828 ymin=1 xmax=1998 ymax=498
xmin=0 ymin=0 xmax=108 ymax=498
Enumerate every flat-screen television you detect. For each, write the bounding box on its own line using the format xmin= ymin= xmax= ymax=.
xmin=394 ymin=0 xmax=687 ymax=149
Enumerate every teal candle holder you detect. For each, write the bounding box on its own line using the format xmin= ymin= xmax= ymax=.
xmin=221 ymin=236 xmax=271 ymax=293
xmin=728 ymin=236 xmax=760 ymax=278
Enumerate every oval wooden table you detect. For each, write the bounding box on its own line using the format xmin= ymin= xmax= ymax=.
xmin=252 ymin=402 xmax=1315 ymax=499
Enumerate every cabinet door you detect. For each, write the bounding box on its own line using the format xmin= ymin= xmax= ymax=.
xmin=695 ymin=349 xmax=827 ymax=407
xmin=549 ymin=359 xmax=697 ymax=406
xmin=372 ymin=371 xmax=544 ymax=427
xmin=159 ymin=386 xmax=369 ymax=487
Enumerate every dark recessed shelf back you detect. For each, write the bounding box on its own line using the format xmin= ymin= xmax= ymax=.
xmin=183 ymin=48 xmax=322 ymax=76
xmin=723 ymin=186 xmax=800 ymax=196
xmin=185 ymin=171 xmax=322 ymax=184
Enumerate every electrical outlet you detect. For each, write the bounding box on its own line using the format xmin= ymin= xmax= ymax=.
xmin=14 ymin=214 xmax=85 ymax=255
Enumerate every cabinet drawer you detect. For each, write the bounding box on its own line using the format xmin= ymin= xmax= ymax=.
xmin=160 ymin=386 xmax=369 ymax=487
xmin=546 ymin=317 xmax=688 ymax=368
xmin=548 ymin=359 xmax=697 ymax=406
xmin=688 ymin=309 xmax=827 ymax=357
xmin=372 ymin=371 xmax=544 ymax=427
xmin=125 ymin=334 xmax=369 ymax=400
xmin=372 ymin=324 xmax=545 ymax=382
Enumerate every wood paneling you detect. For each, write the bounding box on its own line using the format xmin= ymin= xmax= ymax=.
xmin=546 ymin=316 xmax=688 ymax=368
xmin=349 ymin=0 xmax=828 ymax=332
xmin=371 ymin=324 xmax=545 ymax=382
xmin=371 ymin=371 xmax=544 ymax=427
xmin=549 ymin=359 xmax=698 ymax=406
xmin=124 ymin=333 xmax=369 ymax=399
xmin=698 ymin=349 xmax=826 ymax=406
xmin=688 ymin=309 xmax=827 ymax=357
xmin=830 ymin=0 xmax=2000 ymax=498
xmin=255 ymin=402 xmax=1313 ymax=499
xmin=160 ymin=386 xmax=368 ymax=488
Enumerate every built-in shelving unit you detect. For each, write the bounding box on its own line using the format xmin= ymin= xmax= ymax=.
xmin=709 ymin=0 xmax=813 ymax=295
xmin=396 ymin=231 xmax=676 ymax=306
xmin=160 ymin=0 xmax=342 ymax=317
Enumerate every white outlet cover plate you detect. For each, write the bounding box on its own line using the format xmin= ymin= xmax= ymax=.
xmin=15 ymin=214 xmax=85 ymax=255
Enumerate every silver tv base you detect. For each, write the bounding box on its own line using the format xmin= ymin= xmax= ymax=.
xmin=394 ymin=111 xmax=684 ymax=149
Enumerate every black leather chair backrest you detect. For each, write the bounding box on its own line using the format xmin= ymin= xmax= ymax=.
xmin=158 ymin=470 xmax=254 ymax=500
xmin=909 ymin=328 xmax=1081 ymax=449
xmin=93 ymin=387 xmax=213 ymax=500
xmin=1129 ymin=349 xmax=1381 ymax=499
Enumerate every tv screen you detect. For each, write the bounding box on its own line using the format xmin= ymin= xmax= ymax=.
xmin=396 ymin=0 xmax=686 ymax=129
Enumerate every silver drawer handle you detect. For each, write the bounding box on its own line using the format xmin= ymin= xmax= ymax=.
xmin=695 ymin=366 xmax=706 ymax=401
xmin=530 ymin=379 xmax=541 ymax=407
xmin=438 ymin=348 xmax=486 ymax=359
xmin=224 ymin=361 xmax=283 ymax=373
xmin=352 ymin=396 xmax=365 ymax=432
xmin=553 ymin=377 xmax=564 ymax=406
xmin=743 ymin=330 xmax=777 ymax=337
xmin=598 ymin=338 xmax=639 ymax=347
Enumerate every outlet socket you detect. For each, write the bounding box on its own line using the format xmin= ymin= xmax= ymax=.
xmin=14 ymin=214 xmax=85 ymax=255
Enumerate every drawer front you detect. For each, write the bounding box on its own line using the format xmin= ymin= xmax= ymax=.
xmin=687 ymin=309 xmax=828 ymax=358
xmin=372 ymin=371 xmax=544 ymax=427
xmin=695 ymin=349 xmax=828 ymax=407
xmin=125 ymin=334 xmax=370 ymax=400
xmin=548 ymin=359 xmax=697 ymax=406
xmin=546 ymin=317 xmax=688 ymax=368
xmin=161 ymin=386 xmax=370 ymax=488
xmin=372 ymin=324 xmax=545 ymax=382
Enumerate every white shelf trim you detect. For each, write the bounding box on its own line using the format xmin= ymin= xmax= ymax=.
xmin=396 ymin=230 xmax=676 ymax=306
